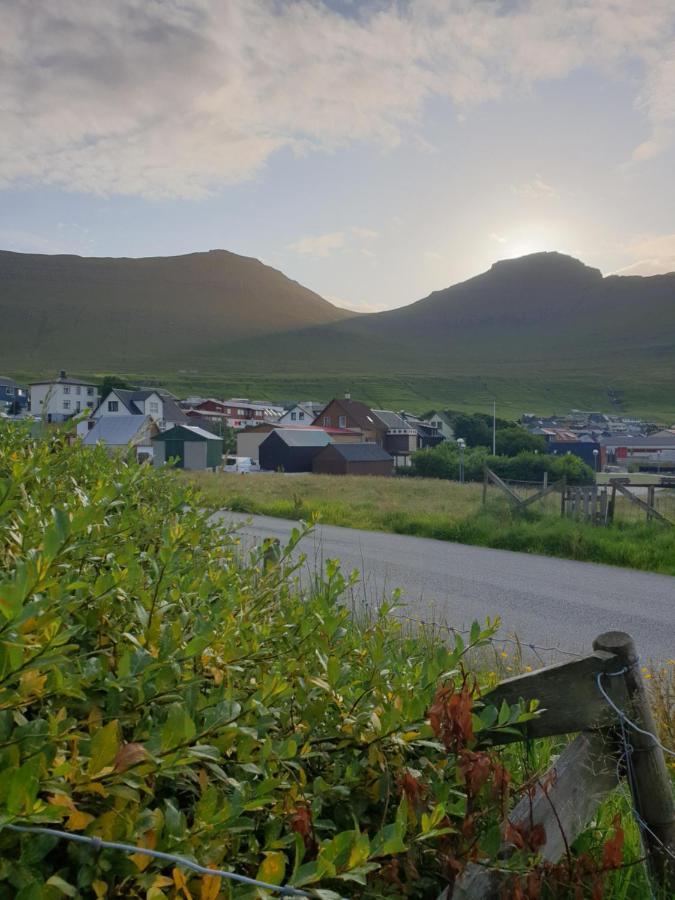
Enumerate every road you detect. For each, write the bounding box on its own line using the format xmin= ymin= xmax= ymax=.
xmin=215 ymin=512 xmax=675 ymax=663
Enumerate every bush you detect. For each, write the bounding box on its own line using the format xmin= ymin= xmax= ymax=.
xmin=0 ymin=424 xmax=542 ymax=898
xmin=409 ymin=446 xmax=594 ymax=485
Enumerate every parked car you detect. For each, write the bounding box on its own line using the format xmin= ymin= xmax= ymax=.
xmin=224 ymin=455 xmax=260 ymax=473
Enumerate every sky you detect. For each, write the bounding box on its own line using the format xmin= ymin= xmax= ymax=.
xmin=1 ymin=0 xmax=675 ymax=311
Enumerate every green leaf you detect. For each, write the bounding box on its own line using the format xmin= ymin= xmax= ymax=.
xmin=256 ymin=851 xmax=286 ymax=886
xmin=160 ymin=704 xmax=196 ymax=751
xmin=369 ymin=823 xmax=408 ymax=859
xmin=7 ymin=755 xmax=41 ymax=815
xmin=497 ymin=699 xmax=510 ymax=726
xmin=88 ymin=720 xmax=119 ymax=775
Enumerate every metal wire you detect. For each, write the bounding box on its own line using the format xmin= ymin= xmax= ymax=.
xmin=396 ymin=614 xmax=583 ymax=659
xmin=596 ymin=670 xmax=675 ymax=758
xmin=3 ymin=825 xmax=313 ymax=897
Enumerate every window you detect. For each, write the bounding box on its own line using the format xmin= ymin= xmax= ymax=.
xmin=237 ymin=408 xmax=245 ymax=416
xmin=323 ymin=416 xmax=331 ymax=427
xmin=63 ymin=386 xmax=70 ymax=394
xmin=87 ymin=387 xmax=94 ymax=396
xmin=298 ymin=412 xmax=305 ymax=420
xmin=76 ymin=386 xmax=81 ymax=395
xmin=291 ymin=412 xmax=297 ymax=421
xmin=63 ymin=400 xmax=70 ymax=410
xmin=107 ymin=400 xmax=119 ymax=412
xmin=149 ymin=401 xmax=159 ymax=414
xmin=338 ymin=416 xmax=347 ymax=428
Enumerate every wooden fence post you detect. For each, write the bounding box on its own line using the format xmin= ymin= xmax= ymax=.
xmin=593 ymin=631 xmax=675 ymax=892
xmin=483 ymin=466 xmax=488 ymax=505
xmin=560 ymin=476 xmax=567 ymax=518
xmin=647 ymin=485 xmax=655 ymax=522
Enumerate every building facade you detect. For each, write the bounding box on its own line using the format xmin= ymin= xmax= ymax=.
xmin=30 ymin=371 xmax=99 ymax=422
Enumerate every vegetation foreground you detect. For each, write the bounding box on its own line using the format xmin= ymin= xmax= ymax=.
xmin=0 ymin=426 xmax=671 ymax=898
xmin=185 ymin=472 xmax=675 ymax=576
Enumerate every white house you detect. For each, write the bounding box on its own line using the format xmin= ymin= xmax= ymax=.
xmin=30 ymin=371 xmax=99 ymax=423
xmin=90 ymin=389 xmax=188 ymax=431
xmin=277 ymin=402 xmax=324 ymax=426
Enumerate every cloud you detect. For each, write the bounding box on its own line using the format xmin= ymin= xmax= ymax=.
xmin=615 ymin=233 xmax=675 ymax=276
xmin=288 ymin=224 xmax=380 ymax=258
xmin=288 ymin=231 xmax=345 ymax=257
xmin=511 ymin=176 xmax=559 ymax=200
xmin=1 ymin=1 xmax=674 ymax=198
xmin=489 ymin=232 xmax=508 ymax=244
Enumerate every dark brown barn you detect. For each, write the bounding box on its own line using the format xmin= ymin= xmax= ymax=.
xmin=312 ymin=442 xmax=394 ymax=477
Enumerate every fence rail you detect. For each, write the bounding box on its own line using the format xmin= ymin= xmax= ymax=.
xmin=442 ymin=631 xmax=675 ymax=899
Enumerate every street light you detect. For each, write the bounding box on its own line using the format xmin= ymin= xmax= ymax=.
xmin=457 ymin=437 xmax=466 ymax=484
xmin=593 ymin=448 xmax=599 ymax=473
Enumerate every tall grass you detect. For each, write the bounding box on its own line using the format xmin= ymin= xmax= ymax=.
xmin=184 ymin=472 xmax=675 ymax=575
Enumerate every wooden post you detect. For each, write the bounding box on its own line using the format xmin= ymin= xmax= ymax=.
xmin=593 ymin=631 xmax=675 ymax=892
xmin=647 ymin=485 xmax=655 ymax=522
xmin=543 ymin=471 xmax=548 ymax=490
xmin=483 ymin=466 xmax=488 ymax=505
xmin=600 ymin=488 xmax=608 ymax=525
xmin=583 ymin=488 xmax=590 ymax=522
xmin=560 ymin=476 xmax=567 ymax=518
xmin=609 ymin=484 xmax=616 ymax=523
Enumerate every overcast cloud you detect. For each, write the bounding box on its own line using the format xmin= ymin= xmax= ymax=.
xmin=2 ymin=0 xmax=675 ymax=199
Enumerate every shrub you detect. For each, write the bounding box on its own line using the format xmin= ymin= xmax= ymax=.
xmin=0 ymin=424 xmax=541 ymax=898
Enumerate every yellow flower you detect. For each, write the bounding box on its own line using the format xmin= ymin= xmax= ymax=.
xmin=525 ymin=665 xmax=533 ymax=672
xmin=500 ymin=651 xmax=508 ymax=658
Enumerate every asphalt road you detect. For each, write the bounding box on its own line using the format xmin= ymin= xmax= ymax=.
xmin=216 ymin=512 xmax=675 ymax=663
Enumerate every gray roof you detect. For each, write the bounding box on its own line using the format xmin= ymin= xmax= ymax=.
xmin=162 ymin=397 xmax=189 ymax=424
xmin=602 ymin=434 xmax=675 ymax=448
xmin=181 ymin=425 xmax=222 ymax=440
xmin=321 ymin=442 xmax=392 ymax=462
xmin=83 ymin=415 xmax=152 ymax=446
xmin=153 ymin=424 xmax=221 ymax=441
xmin=372 ymin=409 xmax=415 ymax=431
xmin=271 ymin=428 xmax=332 ymax=447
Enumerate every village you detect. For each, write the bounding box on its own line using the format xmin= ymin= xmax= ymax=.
xmin=2 ymin=370 xmax=674 ymax=476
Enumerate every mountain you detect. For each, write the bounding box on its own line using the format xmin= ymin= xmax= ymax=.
xmin=2 ymin=248 xmax=674 ymax=417
xmin=0 ymin=248 xmax=354 ymax=371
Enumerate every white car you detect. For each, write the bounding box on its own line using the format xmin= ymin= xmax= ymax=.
xmin=224 ymin=456 xmax=260 ymax=473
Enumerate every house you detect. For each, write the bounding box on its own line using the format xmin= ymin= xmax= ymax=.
xmin=313 ymin=395 xmax=387 ymax=443
xmin=183 ymin=398 xmax=282 ymax=429
xmin=82 ymin=415 xmax=157 ymax=460
xmin=312 ymin=443 xmax=393 ymax=477
xmin=237 ymin=422 xmax=361 ymax=462
xmin=313 ymin=395 xmax=418 ymax=465
xmin=401 ymin=413 xmax=444 ymax=450
xmin=29 ymin=371 xmax=99 ymax=422
xmin=0 ymin=377 xmax=28 ymax=414
xmin=91 ymin=389 xmax=188 ymax=431
xmin=277 ymin=402 xmax=324 ymax=426
xmin=372 ymin=409 xmax=418 ymax=466
xmin=540 ymin=428 xmax=605 ymax=468
xmin=602 ymin=431 xmax=675 ymax=470
xmin=152 ymin=425 xmax=224 ymax=470
xmin=425 ymin=411 xmax=455 ymax=442
xmin=258 ymin=429 xmax=331 ymax=473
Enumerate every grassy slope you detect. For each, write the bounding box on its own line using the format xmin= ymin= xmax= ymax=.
xmin=184 ymin=472 xmax=675 ymax=575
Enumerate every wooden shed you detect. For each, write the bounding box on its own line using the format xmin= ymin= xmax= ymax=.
xmin=312 ymin=442 xmax=394 ymax=477
xmin=258 ymin=428 xmax=331 ymax=472
xmin=152 ymin=424 xmax=223 ymax=470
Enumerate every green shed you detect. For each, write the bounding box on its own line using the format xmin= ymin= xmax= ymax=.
xmin=153 ymin=424 xmax=223 ymax=470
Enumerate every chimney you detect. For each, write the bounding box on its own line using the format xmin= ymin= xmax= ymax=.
xmin=59 ymin=370 xmax=67 ymax=380
xmin=344 ymin=391 xmax=351 ymax=400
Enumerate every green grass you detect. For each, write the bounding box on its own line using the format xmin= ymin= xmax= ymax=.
xmin=9 ymin=366 xmax=675 ymax=421
xmin=184 ymin=471 xmax=675 ymax=575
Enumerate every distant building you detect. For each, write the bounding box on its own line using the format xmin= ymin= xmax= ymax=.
xmin=237 ymin=422 xmax=361 ymax=461
xmin=313 ymin=395 xmax=417 ymax=465
xmin=424 ymin=411 xmax=455 ymax=442
xmin=91 ymin=389 xmax=188 ymax=431
xmin=182 ymin=398 xmax=283 ymax=429
xmin=0 ymin=377 xmax=28 ymax=414
xmin=312 ymin=442 xmax=393 ymax=477
xmin=258 ymin=428 xmax=331 ymax=472
xmin=277 ymin=402 xmax=324 ymax=426
xmin=30 ymin=371 xmax=99 ymax=422
xmin=152 ymin=425 xmax=223 ymax=470
xmin=82 ymin=415 xmax=157 ymax=460
xmin=602 ymin=431 xmax=675 ymax=469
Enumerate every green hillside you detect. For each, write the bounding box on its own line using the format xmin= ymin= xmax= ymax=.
xmin=3 ymin=249 xmax=674 ymax=419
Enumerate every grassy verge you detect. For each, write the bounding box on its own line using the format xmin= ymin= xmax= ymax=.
xmin=183 ymin=471 xmax=675 ymax=575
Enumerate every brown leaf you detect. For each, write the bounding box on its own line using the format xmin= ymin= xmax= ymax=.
xmin=114 ymin=742 xmax=149 ymax=773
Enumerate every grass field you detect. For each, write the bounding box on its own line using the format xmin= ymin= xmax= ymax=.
xmin=9 ymin=366 xmax=675 ymax=422
xmin=183 ymin=471 xmax=675 ymax=574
